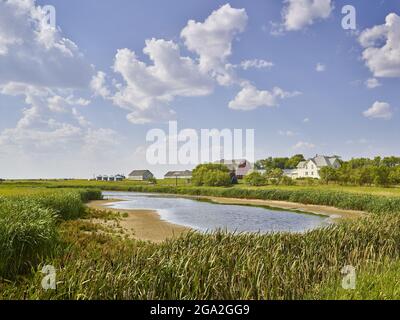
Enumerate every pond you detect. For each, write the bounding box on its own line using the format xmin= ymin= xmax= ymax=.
xmin=102 ymin=191 xmax=330 ymax=234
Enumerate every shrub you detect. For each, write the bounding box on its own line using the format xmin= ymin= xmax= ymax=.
xmin=245 ymin=172 xmax=267 ymax=186
xmin=192 ymin=164 xmax=231 ymax=187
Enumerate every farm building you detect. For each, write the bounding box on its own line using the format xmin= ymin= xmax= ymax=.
xmin=164 ymin=170 xmax=193 ymax=179
xmin=215 ymin=159 xmax=253 ymax=179
xmin=128 ymin=170 xmax=154 ymax=181
xmin=284 ymin=155 xmax=341 ymax=179
xmin=96 ymin=174 xmax=125 ymax=181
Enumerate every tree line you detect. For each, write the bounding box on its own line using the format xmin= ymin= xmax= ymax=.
xmin=319 ymin=156 xmax=400 ymax=186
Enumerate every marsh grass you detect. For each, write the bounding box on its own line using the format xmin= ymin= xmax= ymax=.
xmin=312 ymin=259 xmax=400 ymax=300
xmin=0 ymin=189 xmax=102 ymax=278
xmin=1 ymin=185 xmax=399 ymax=299
xmin=1 ymin=212 xmax=399 ymax=300
xmin=0 ymin=197 xmax=58 ymax=278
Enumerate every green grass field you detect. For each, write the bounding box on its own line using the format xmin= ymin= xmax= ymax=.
xmin=2 ymin=178 xmax=400 ymax=196
xmin=0 ymin=180 xmax=399 ymax=300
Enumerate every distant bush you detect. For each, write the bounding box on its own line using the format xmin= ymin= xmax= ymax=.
xmin=148 ymin=177 xmax=157 ymax=185
xmin=192 ymin=164 xmax=231 ymax=187
xmin=244 ymin=172 xmax=267 ymax=186
xmin=280 ymin=176 xmax=295 ymax=186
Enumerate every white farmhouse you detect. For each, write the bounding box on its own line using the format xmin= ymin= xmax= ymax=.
xmin=286 ymin=155 xmax=341 ymax=179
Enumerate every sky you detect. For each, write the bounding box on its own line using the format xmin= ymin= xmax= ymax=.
xmin=0 ymin=0 xmax=399 ymax=179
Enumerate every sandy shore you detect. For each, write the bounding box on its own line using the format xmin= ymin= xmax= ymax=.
xmin=202 ymin=196 xmax=366 ymax=220
xmin=86 ymin=194 xmax=366 ymax=243
xmin=87 ymin=200 xmax=190 ymax=243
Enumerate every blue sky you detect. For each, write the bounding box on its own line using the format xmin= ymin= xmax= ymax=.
xmin=0 ymin=0 xmax=399 ymax=178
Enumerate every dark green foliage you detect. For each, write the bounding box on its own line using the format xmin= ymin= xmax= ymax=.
xmin=244 ymin=172 xmax=267 ymax=186
xmin=192 ymin=164 xmax=231 ymax=187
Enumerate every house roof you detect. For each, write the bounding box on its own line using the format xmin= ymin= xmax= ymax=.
xmin=297 ymin=155 xmax=340 ymax=169
xmin=164 ymin=170 xmax=192 ymax=177
xmin=297 ymin=161 xmax=307 ymax=169
xmin=215 ymin=159 xmax=252 ymax=170
xmin=313 ymin=155 xmax=339 ymax=167
xmin=128 ymin=170 xmax=153 ymax=176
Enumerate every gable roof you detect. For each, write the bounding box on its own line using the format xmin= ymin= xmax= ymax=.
xmin=215 ymin=159 xmax=252 ymax=170
xmin=313 ymin=155 xmax=340 ymax=167
xmin=297 ymin=161 xmax=307 ymax=169
xmin=164 ymin=170 xmax=192 ymax=177
xmin=128 ymin=170 xmax=153 ymax=177
xmin=297 ymin=155 xmax=340 ymax=169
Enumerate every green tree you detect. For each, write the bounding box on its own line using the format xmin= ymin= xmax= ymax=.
xmin=287 ymin=154 xmax=305 ymax=169
xmin=388 ymin=167 xmax=400 ymax=185
xmin=244 ymin=172 xmax=267 ymax=186
xmin=203 ymin=171 xmax=231 ymax=187
xmin=192 ymin=164 xmax=231 ymax=186
xmin=266 ymin=168 xmax=283 ymax=185
xmin=319 ymin=167 xmax=338 ymax=184
xmin=373 ymin=166 xmax=390 ymax=186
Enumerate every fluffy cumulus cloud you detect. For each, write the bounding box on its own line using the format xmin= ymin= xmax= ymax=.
xmin=109 ymin=40 xmax=214 ymax=124
xmin=0 ymin=0 xmax=117 ymax=156
xmin=282 ymin=0 xmax=333 ymax=31
xmin=0 ymin=0 xmax=93 ymax=89
xmin=228 ymin=84 xmax=300 ymax=111
xmin=358 ymin=13 xmax=400 ymax=78
xmin=181 ymin=3 xmax=248 ymax=84
xmin=363 ymin=101 xmax=393 ymax=120
xmin=93 ymin=4 xmax=299 ymax=122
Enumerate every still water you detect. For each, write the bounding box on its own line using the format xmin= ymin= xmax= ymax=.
xmin=102 ymin=191 xmax=330 ymax=234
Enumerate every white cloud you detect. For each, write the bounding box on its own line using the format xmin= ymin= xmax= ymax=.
xmin=108 ymin=39 xmax=213 ymax=124
xmin=48 ymin=95 xmax=90 ymax=113
xmin=303 ymin=117 xmax=310 ymax=123
xmin=365 ymin=78 xmax=382 ymax=89
xmin=0 ymin=0 xmax=93 ymax=89
xmin=315 ymin=63 xmax=326 ymax=72
xmin=0 ymin=0 xmax=116 ymax=156
xmin=282 ymin=0 xmax=333 ymax=31
xmin=91 ymin=71 xmax=111 ymax=98
xmin=363 ymin=101 xmax=393 ymax=120
xmin=293 ymin=141 xmax=316 ymax=149
xmin=228 ymin=84 xmax=300 ymax=111
xmin=181 ymin=3 xmax=248 ymax=83
xmin=92 ymin=4 xmax=299 ymax=122
xmin=358 ymin=13 xmax=400 ymax=78
xmin=239 ymin=59 xmax=274 ymax=70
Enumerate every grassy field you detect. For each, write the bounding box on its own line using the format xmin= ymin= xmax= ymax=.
xmin=0 ymin=180 xmax=399 ymax=300
xmin=2 ymin=179 xmax=400 ymax=196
